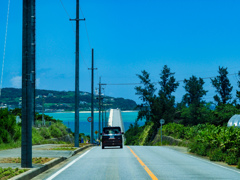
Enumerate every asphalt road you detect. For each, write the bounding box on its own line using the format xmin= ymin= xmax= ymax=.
xmin=40 ymin=146 xmax=240 ymax=180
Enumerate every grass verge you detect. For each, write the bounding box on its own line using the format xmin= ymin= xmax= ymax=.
xmin=0 ymin=167 xmax=28 ymax=180
xmin=0 ymin=157 xmax=54 ymax=164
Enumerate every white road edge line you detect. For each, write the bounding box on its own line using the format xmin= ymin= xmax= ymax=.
xmin=46 ymin=148 xmax=94 ymax=180
xmin=188 ymin=154 xmax=240 ymax=174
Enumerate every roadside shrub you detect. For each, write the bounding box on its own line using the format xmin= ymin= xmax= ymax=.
xmin=0 ymin=108 xmax=17 ymax=143
xmin=13 ymin=125 xmax=21 ymax=141
xmin=39 ymin=127 xmax=51 ymax=139
xmin=49 ymin=125 xmax=63 ymax=138
xmin=196 ymin=144 xmax=208 ymax=156
xmin=209 ymin=148 xmax=225 ymax=161
xmin=125 ymin=121 xmax=144 ymax=145
xmin=225 ymin=149 xmax=238 ymax=165
xmin=0 ymin=167 xmax=3 ymax=174
xmin=0 ymin=129 xmax=11 ymax=143
xmin=237 ymin=159 xmax=240 ymax=169
xmin=3 ymin=170 xmax=11 ymax=176
xmin=32 ymin=128 xmax=44 ymax=144
xmin=55 ymin=122 xmax=67 ymax=136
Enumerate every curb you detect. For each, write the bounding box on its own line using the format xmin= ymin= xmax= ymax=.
xmin=71 ymin=144 xmax=94 ymax=157
xmin=10 ymin=157 xmax=66 ymax=180
xmin=10 ymin=144 xmax=93 ymax=180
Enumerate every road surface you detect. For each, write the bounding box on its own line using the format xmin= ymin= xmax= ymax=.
xmin=34 ymin=146 xmax=240 ymax=180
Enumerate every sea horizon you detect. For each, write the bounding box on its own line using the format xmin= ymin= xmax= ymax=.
xmin=45 ymin=111 xmax=145 ymax=136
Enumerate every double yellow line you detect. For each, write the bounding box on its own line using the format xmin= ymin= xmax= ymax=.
xmin=127 ymin=146 xmax=158 ymax=180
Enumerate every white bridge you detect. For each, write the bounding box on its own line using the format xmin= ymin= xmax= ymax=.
xmin=107 ymin=109 xmax=125 ymax=133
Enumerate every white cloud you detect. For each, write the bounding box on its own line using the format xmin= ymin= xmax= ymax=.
xmin=11 ymin=76 xmax=22 ymax=88
xmin=36 ymin=78 xmax=40 ymax=88
xmin=10 ymin=76 xmax=40 ymax=88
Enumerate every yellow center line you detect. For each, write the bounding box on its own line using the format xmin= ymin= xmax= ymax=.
xmin=127 ymin=146 xmax=158 ymax=180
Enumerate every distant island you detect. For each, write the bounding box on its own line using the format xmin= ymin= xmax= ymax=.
xmin=0 ymin=88 xmax=137 ymax=112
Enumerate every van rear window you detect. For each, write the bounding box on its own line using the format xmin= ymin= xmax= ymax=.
xmin=103 ymin=127 xmax=121 ymax=134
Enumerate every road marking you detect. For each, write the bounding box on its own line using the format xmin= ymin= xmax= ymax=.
xmin=127 ymin=146 xmax=158 ymax=180
xmin=46 ymin=148 xmax=94 ymax=180
xmin=188 ymin=154 xmax=240 ymax=174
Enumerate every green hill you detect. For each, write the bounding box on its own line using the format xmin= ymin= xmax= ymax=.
xmin=0 ymin=88 xmax=137 ymax=111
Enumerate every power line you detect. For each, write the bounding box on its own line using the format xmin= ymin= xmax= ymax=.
xmin=59 ymin=0 xmax=90 ymax=75
xmin=79 ymin=6 xmax=91 ymax=49
xmin=59 ymin=0 xmax=75 ymax=34
xmin=79 ymin=50 xmax=90 ymax=78
xmin=104 ymin=73 xmax=238 ymax=86
xmin=0 ymin=0 xmax=10 ymax=97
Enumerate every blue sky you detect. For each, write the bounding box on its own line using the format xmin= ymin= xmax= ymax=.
xmin=1 ymin=0 xmax=240 ymax=104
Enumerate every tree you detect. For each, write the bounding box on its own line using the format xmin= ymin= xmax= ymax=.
xmin=135 ymin=66 xmax=179 ymax=141
xmin=212 ymin=104 xmax=240 ymax=126
xmin=236 ymin=71 xmax=240 ymax=101
xmin=156 ymin=65 xmax=179 ymax=125
xmin=135 ymin=66 xmax=179 ymax=126
xmin=135 ymin=70 xmax=156 ymax=122
xmin=183 ymin=75 xmax=207 ymax=106
xmin=181 ymin=75 xmax=208 ymax=125
xmin=211 ymin=66 xmax=233 ymax=105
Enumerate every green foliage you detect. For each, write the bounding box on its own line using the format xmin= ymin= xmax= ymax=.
xmin=32 ymin=122 xmax=68 ymax=144
xmin=180 ymin=76 xmax=210 ymax=125
xmin=0 ymin=167 xmax=28 ymax=179
xmin=237 ymin=159 xmax=240 ymax=169
xmin=211 ymin=104 xmax=240 ymax=126
xmin=55 ymin=122 xmax=68 ymax=136
xmin=182 ymin=75 xmax=207 ymax=106
xmin=163 ymin=123 xmax=240 ymax=165
xmin=138 ymin=122 xmax=154 ymax=145
xmin=225 ymin=152 xmax=238 ymax=165
xmin=209 ymin=148 xmax=225 ymax=161
xmin=13 ymin=125 xmax=21 ymax=141
xmin=135 ymin=70 xmax=156 ymax=122
xmin=155 ymin=65 xmax=179 ymax=126
xmin=135 ymin=66 xmax=179 ymax=133
xmin=10 ymin=108 xmax=22 ymax=117
xmin=35 ymin=113 xmax=61 ymax=123
xmin=0 ymin=108 xmax=20 ymax=143
xmin=225 ymin=148 xmax=239 ymax=165
xmin=211 ymin=66 xmax=233 ymax=105
xmin=49 ymin=125 xmax=63 ymax=138
xmin=32 ymin=128 xmax=44 ymax=144
xmin=0 ymin=140 xmax=21 ymax=150
xmin=237 ymin=71 xmax=240 ymax=101
xmin=78 ymin=133 xmax=90 ymax=143
xmin=125 ymin=121 xmax=144 ymax=145
xmin=39 ymin=127 xmax=51 ymax=139
xmin=181 ymin=103 xmax=214 ymax=125
xmin=0 ymin=108 xmax=71 ymax=150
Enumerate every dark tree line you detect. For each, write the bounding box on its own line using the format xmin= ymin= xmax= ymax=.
xmin=135 ymin=65 xmax=240 ymax=134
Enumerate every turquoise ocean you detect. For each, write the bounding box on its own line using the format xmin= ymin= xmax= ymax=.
xmin=45 ymin=111 xmax=145 ymax=136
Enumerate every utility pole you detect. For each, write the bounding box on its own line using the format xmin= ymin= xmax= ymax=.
xmin=102 ymin=100 xmax=104 ymax=129
xmin=22 ymin=0 xmax=36 ymax=168
xmin=88 ymin=49 xmax=97 ymax=143
xmin=70 ymin=0 xmax=85 ymax=147
xmin=105 ymin=108 xmax=107 ymax=127
xmin=98 ymin=77 xmax=101 ymax=140
xmin=97 ymin=78 xmax=106 ymax=140
xmin=42 ymin=96 xmax=45 ymax=126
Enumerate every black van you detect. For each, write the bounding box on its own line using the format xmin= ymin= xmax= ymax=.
xmin=101 ymin=126 xmax=124 ymax=149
